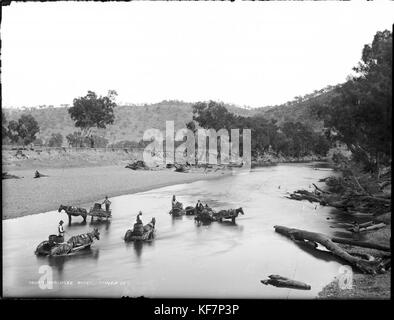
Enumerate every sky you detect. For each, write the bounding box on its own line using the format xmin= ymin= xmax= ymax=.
xmin=1 ymin=1 xmax=393 ymax=109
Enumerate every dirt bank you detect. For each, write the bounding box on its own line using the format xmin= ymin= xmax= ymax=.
xmin=2 ymin=165 xmax=229 ymax=220
xmin=318 ymin=224 xmax=391 ymax=299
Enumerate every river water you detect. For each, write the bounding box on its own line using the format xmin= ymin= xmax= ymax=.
xmin=3 ymin=162 xmax=358 ymax=298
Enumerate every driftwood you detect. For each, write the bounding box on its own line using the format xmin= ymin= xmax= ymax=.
xmin=286 ymin=190 xmax=322 ymax=204
xmin=125 ymin=160 xmax=148 ymax=170
xmin=312 ymin=183 xmax=331 ymax=194
xmin=261 ymin=275 xmax=311 ymax=290
xmin=288 ymin=188 xmax=390 ymax=214
xmin=2 ymin=172 xmax=22 ymax=179
xmin=350 ymin=171 xmax=370 ymax=195
xmin=331 ymin=237 xmax=391 ymax=252
xmin=347 ymin=222 xmax=386 ymax=233
xmin=274 ymin=225 xmax=387 ymax=274
xmin=287 ymin=166 xmax=391 ymax=216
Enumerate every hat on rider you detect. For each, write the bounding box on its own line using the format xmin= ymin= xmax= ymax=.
xmin=59 ymin=220 xmax=64 ymax=224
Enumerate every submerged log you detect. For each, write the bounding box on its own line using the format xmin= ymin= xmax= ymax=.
xmin=274 ymin=225 xmax=385 ymax=274
xmin=261 ymin=275 xmax=311 ymax=290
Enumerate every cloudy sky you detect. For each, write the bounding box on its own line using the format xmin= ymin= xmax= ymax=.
xmin=2 ymin=1 xmax=393 ymax=108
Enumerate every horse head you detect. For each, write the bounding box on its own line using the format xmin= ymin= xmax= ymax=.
xmin=92 ymin=228 xmax=100 ymax=240
xmin=151 ymin=217 xmax=156 ymax=227
xmin=237 ymin=207 xmax=244 ymax=215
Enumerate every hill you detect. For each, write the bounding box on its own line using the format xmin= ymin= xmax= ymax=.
xmin=3 ymin=86 xmax=337 ymax=145
xmin=2 ymin=100 xmax=254 ymax=145
xmin=254 ymin=85 xmax=339 ymax=131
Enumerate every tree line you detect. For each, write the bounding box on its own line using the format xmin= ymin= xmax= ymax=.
xmin=2 ymin=90 xmax=118 ymax=148
xmin=188 ymin=100 xmax=330 ymax=159
xmin=311 ymin=30 xmax=392 ymax=172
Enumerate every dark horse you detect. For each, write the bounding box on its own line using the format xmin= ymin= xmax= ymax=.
xmin=58 ymin=205 xmax=88 ymax=224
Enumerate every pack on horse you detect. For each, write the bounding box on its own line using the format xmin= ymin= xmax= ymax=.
xmin=169 ymin=202 xmax=185 ymax=217
xmin=35 ymin=228 xmax=100 ymax=256
xmin=194 ymin=205 xmax=215 ymax=224
xmin=124 ymin=217 xmax=156 ymax=242
xmin=49 ymin=228 xmax=100 ymax=256
xmin=58 ymin=205 xmax=88 ymax=224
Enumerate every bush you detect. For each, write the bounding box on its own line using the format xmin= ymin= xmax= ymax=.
xmin=48 ymin=133 xmax=63 ymax=147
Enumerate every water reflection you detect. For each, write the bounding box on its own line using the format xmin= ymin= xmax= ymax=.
xmin=89 ymin=219 xmax=111 ymax=231
xmin=68 ymin=220 xmax=87 ymax=227
xmin=35 ymin=248 xmax=100 ymax=273
xmin=124 ymin=239 xmax=155 ymax=260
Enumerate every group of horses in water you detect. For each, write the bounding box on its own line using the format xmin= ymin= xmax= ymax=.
xmin=35 ymin=199 xmax=244 ymax=257
xmin=170 ymin=201 xmax=245 ymax=224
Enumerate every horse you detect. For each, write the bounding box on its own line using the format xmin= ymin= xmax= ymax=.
xmin=49 ymin=228 xmax=100 ymax=256
xmin=124 ymin=217 xmax=156 ymax=242
xmin=58 ymin=204 xmax=88 ymax=224
xmin=169 ymin=201 xmax=185 ymax=217
xmin=214 ymin=207 xmax=244 ymax=223
xmin=185 ymin=206 xmax=196 ymax=215
xmin=194 ymin=207 xmax=215 ymax=224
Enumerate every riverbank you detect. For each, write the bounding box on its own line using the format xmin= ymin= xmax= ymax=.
xmin=2 ymin=146 xmax=327 ymax=172
xmin=318 ymin=225 xmax=391 ymax=299
xmin=313 ymin=163 xmax=391 ymax=299
xmin=2 ymin=165 xmax=230 ymax=220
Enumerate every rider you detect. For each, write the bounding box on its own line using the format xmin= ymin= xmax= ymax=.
xmin=172 ymin=195 xmax=177 ymax=209
xmin=58 ymin=220 xmax=65 ymax=241
xmin=195 ymin=200 xmax=203 ymax=213
xmin=102 ymin=196 xmax=111 ymax=212
xmin=136 ymin=211 xmax=143 ymax=224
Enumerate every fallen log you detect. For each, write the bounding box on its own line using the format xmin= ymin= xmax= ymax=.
xmin=287 ymin=190 xmax=322 ymax=203
xmin=274 ymin=225 xmax=384 ymax=274
xmin=347 ymin=222 xmax=386 ymax=233
xmin=381 ymin=259 xmax=391 ymax=271
xmin=358 ymin=221 xmax=375 ymax=228
xmin=331 ymin=237 xmax=390 ymax=252
xmin=312 ymin=183 xmax=331 ymax=194
xmin=336 ymin=221 xmax=374 ymax=228
xmin=351 ymin=172 xmax=370 ymax=195
xmin=260 ymin=275 xmax=311 ymax=290
xmin=358 ymin=196 xmax=391 ymax=203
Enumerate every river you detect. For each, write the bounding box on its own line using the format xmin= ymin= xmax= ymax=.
xmin=3 ymin=162 xmax=357 ymax=298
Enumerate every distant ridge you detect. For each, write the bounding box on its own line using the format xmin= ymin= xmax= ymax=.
xmin=3 ymin=86 xmax=337 ymax=144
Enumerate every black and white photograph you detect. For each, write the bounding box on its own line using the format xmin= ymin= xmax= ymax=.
xmin=1 ymin=0 xmax=392 ymax=305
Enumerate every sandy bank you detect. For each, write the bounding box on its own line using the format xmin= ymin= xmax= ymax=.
xmin=2 ymin=165 xmax=229 ymax=220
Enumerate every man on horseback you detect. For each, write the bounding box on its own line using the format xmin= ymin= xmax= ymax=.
xmin=58 ymin=220 xmax=65 ymax=242
xmin=102 ymin=196 xmax=111 ymax=212
xmin=172 ymin=195 xmax=178 ymax=209
xmin=195 ymin=200 xmax=203 ymax=213
xmin=136 ymin=211 xmax=143 ymax=224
